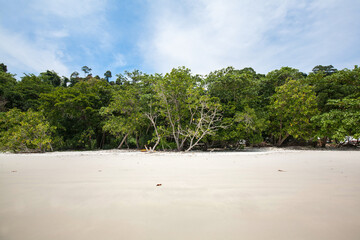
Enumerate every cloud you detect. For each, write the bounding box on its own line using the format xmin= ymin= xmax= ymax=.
xmin=1 ymin=0 xmax=358 ymax=77
xmin=141 ymin=0 xmax=360 ymax=74
xmin=0 ymin=0 xmax=113 ymax=77
xmin=0 ymin=26 xmax=69 ymax=76
xmin=112 ymin=53 xmax=127 ymax=68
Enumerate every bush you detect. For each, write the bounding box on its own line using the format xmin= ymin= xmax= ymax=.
xmin=0 ymin=109 xmax=54 ymax=152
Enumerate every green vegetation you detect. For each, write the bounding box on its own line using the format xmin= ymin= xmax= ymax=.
xmin=269 ymin=80 xmax=318 ymax=146
xmin=0 ymin=63 xmax=359 ymax=152
xmin=0 ymin=108 xmax=54 ymax=152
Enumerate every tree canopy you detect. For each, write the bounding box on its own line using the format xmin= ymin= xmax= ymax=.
xmin=1 ymin=62 xmax=359 ymax=152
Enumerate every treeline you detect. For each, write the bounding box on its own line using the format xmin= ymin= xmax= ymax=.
xmin=0 ymin=63 xmax=359 ymax=152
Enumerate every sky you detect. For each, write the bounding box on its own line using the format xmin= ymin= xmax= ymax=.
xmin=1 ymin=0 xmax=359 ymax=79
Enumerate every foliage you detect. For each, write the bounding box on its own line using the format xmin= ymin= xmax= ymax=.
xmin=81 ymin=66 xmax=92 ymax=76
xmin=312 ymin=65 xmax=337 ymax=76
xmin=0 ymin=108 xmax=54 ymax=152
xmin=0 ymin=71 xmax=17 ymax=111
xmin=1 ymin=62 xmax=359 ymax=151
xmin=40 ymin=78 xmax=112 ymax=149
xmin=0 ymin=63 xmax=7 ymax=73
xmin=206 ymin=67 xmax=265 ymax=146
xmin=70 ymin=71 xmax=80 ymax=86
xmin=233 ymin=106 xmax=268 ymax=145
xmin=207 ymin=67 xmax=261 ymax=109
xmin=307 ymin=66 xmax=360 ymax=112
xmin=100 ymin=71 xmax=153 ymax=149
xmin=12 ymin=74 xmax=54 ymax=111
xmin=39 ymin=70 xmax=62 ymax=87
xmin=269 ymin=80 xmax=319 ymax=146
xmin=259 ymin=67 xmax=306 ymax=106
xmin=104 ymin=70 xmax=112 ymax=82
xmin=154 ymin=67 xmax=223 ymax=151
xmin=312 ymin=97 xmax=360 ymax=142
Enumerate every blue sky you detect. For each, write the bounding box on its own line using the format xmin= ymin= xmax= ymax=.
xmin=1 ymin=0 xmax=359 ymax=79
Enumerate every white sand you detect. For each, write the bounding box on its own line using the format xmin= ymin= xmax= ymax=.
xmin=1 ymin=150 xmax=360 ymax=240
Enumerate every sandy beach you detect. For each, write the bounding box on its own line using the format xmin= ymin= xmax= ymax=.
xmin=1 ymin=149 xmax=360 ymax=240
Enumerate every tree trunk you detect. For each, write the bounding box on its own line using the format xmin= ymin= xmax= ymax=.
xmin=117 ymin=133 xmax=129 ymax=149
xmin=319 ymin=136 xmax=327 ymax=148
xmin=135 ymin=134 xmax=140 ymax=149
xmin=144 ymin=113 xmax=161 ymax=152
xmin=277 ymin=133 xmax=290 ymax=147
xmin=100 ymin=132 xmax=106 ymax=149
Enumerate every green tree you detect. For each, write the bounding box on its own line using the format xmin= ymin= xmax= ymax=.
xmin=101 ymin=71 xmax=162 ymax=150
xmin=70 ymin=71 xmax=80 ymax=86
xmin=232 ymin=106 xmax=268 ymax=146
xmin=259 ymin=67 xmax=306 ymax=107
xmin=82 ymin=66 xmax=92 ymax=76
xmin=61 ymin=77 xmax=70 ymax=87
xmin=12 ymin=74 xmax=53 ymax=111
xmin=206 ymin=67 xmax=265 ymax=147
xmin=312 ymin=97 xmax=360 ymax=146
xmin=0 ymin=108 xmax=54 ymax=152
xmin=307 ymin=66 xmax=360 ymax=112
xmin=312 ymin=65 xmax=337 ymax=76
xmin=154 ymin=67 xmax=222 ymax=151
xmin=104 ymin=70 xmax=112 ymax=82
xmin=100 ymin=78 xmax=149 ymax=149
xmin=0 ymin=63 xmax=7 ymax=73
xmin=40 ymin=78 xmax=112 ymax=149
xmin=0 ymin=71 xmax=17 ymax=111
xmin=39 ymin=70 xmax=61 ymax=87
xmin=269 ymin=80 xmax=319 ymax=146
xmin=115 ymin=69 xmax=144 ymax=85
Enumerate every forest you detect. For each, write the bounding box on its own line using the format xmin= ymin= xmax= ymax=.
xmin=0 ymin=63 xmax=359 ymax=152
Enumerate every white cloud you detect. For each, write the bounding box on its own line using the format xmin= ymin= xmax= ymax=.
xmin=0 ymin=0 xmax=113 ymax=77
xmin=0 ymin=26 xmax=69 ymax=76
xmin=141 ymin=0 xmax=360 ymax=74
xmin=31 ymin=0 xmax=110 ymax=41
xmin=112 ymin=53 xmax=127 ymax=68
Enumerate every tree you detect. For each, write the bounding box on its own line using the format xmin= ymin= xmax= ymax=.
xmin=40 ymin=78 xmax=112 ymax=149
xmin=100 ymin=82 xmax=148 ymax=149
xmin=181 ymin=94 xmax=223 ymax=151
xmin=101 ymin=71 xmax=161 ymax=150
xmin=0 ymin=63 xmax=7 ymax=73
xmin=206 ymin=67 xmax=265 ymax=147
xmin=0 ymin=71 xmax=17 ymax=111
xmin=154 ymin=67 xmax=223 ymax=151
xmin=312 ymin=97 xmax=360 ymax=146
xmin=259 ymin=67 xmax=306 ymax=107
xmin=104 ymin=70 xmax=112 ymax=82
xmin=61 ymin=77 xmax=70 ymax=87
xmin=269 ymin=80 xmax=319 ymax=146
xmin=232 ymin=106 xmax=268 ymax=146
xmin=207 ymin=67 xmax=261 ymax=109
xmin=307 ymin=66 xmax=360 ymax=112
xmin=12 ymin=74 xmax=53 ymax=111
xmin=70 ymin=71 xmax=80 ymax=79
xmin=70 ymin=71 xmax=80 ymax=86
xmin=312 ymin=65 xmax=337 ymax=76
xmin=81 ymin=66 xmax=92 ymax=76
xmin=0 ymin=108 xmax=54 ymax=152
xmin=39 ymin=70 xmax=61 ymax=87
xmin=115 ymin=69 xmax=144 ymax=85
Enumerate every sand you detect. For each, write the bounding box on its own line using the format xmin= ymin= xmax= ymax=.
xmin=1 ymin=149 xmax=360 ymax=240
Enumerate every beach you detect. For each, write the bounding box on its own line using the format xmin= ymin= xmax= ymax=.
xmin=1 ymin=150 xmax=360 ymax=240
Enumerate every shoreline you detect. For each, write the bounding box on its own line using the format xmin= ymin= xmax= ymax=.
xmin=1 ymin=146 xmax=359 ymax=157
